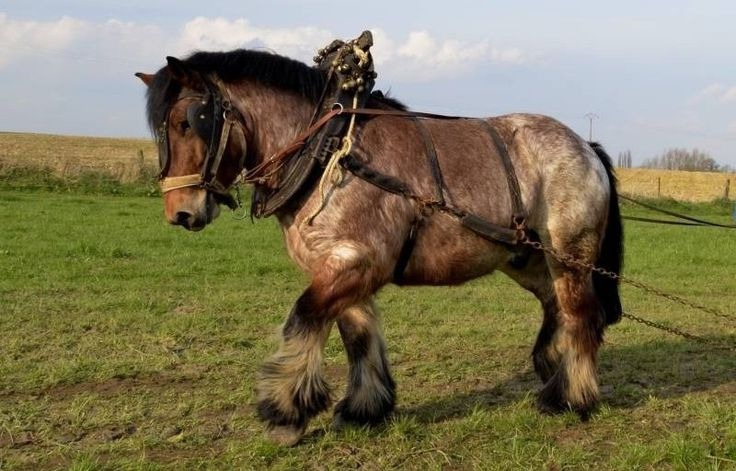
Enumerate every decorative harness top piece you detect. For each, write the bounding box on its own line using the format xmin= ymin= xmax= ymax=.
xmin=249 ymin=31 xmax=379 ymax=219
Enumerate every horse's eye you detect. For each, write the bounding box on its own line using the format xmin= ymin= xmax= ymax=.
xmin=180 ymin=121 xmax=191 ymax=133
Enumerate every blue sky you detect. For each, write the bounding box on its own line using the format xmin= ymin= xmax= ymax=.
xmin=1 ymin=1 xmax=735 ymax=166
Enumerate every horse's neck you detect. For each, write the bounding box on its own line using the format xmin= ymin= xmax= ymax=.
xmin=230 ymin=81 xmax=314 ymax=166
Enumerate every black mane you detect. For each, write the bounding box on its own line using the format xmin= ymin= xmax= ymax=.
xmin=187 ymin=49 xmax=328 ymax=100
xmin=145 ymin=49 xmax=326 ymax=135
xmin=144 ymin=48 xmax=406 ymax=136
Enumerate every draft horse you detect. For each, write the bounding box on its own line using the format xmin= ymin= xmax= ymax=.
xmin=137 ymin=42 xmax=622 ymax=446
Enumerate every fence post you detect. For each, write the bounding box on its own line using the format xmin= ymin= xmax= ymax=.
xmin=138 ymin=149 xmax=145 ymax=181
xmin=726 ymin=179 xmax=731 ymax=200
xmin=657 ymin=177 xmax=661 ymax=198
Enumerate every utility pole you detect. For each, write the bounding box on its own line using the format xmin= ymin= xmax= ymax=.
xmin=584 ymin=112 xmax=599 ymax=141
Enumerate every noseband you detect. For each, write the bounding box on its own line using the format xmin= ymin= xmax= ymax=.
xmin=158 ymin=76 xmax=247 ymax=209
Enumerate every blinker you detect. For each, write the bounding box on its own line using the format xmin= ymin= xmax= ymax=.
xmin=186 ymin=94 xmax=216 ymax=141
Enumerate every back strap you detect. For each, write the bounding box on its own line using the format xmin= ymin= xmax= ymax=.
xmin=412 ymin=118 xmax=445 ymax=205
xmin=477 ymin=120 xmax=525 ymax=219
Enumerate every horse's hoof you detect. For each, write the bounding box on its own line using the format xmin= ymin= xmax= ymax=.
xmin=536 ymin=395 xmax=565 ymax=415
xmin=536 ymin=391 xmax=596 ymax=420
xmin=331 ymin=411 xmax=353 ymax=431
xmin=265 ymin=424 xmax=306 ymax=446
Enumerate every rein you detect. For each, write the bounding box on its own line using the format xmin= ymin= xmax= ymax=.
xmin=241 ymin=106 xmax=344 ymax=185
xmin=243 ymin=106 xmax=470 ymax=188
xmin=619 ymin=194 xmax=736 ymax=229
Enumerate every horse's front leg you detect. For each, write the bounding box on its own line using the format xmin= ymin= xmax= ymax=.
xmin=256 ymin=288 xmax=332 ymax=445
xmin=256 ymin=244 xmax=377 ymax=445
xmin=333 ymin=300 xmax=396 ymax=428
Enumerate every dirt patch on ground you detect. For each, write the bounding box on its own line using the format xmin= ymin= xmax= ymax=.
xmin=3 ymin=364 xmax=210 ymax=403
xmin=1 ymin=364 xmax=258 ymax=470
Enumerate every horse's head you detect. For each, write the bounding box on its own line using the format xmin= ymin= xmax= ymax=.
xmin=136 ymin=57 xmax=248 ymax=231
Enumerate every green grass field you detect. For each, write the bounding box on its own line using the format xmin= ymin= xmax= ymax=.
xmin=1 ymin=179 xmax=735 ymax=469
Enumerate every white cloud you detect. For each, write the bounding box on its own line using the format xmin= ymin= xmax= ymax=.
xmin=0 ymin=13 xmax=528 ymax=82
xmin=691 ymin=83 xmax=736 ymax=104
xmin=0 ymin=13 xmax=87 ymax=68
xmin=93 ymin=19 xmax=166 ymax=62
xmin=0 ymin=13 xmax=168 ymax=72
xmin=175 ymin=17 xmax=332 ymax=62
xmin=368 ymin=28 xmax=397 ymax=64
xmin=398 ymin=31 xmax=492 ymax=66
xmin=723 ymin=87 xmax=736 ymax=103
xmin=373 ymin=29 xmax=526 ymax=81
xmin=173 ymin=20 xmax=527 ymax=81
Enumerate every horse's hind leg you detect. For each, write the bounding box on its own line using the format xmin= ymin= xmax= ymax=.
xmin=333 ymin=300 xmax=395 ymax=427
xmin=538 ymin=229 xmax=605 ymax=418
xmin=502 ymin=251 xmax=561 ymax=383
xmin=503 ymin=251 xmax=573 ymax=393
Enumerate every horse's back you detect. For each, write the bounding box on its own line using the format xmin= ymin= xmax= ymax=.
xmin=493 ymin=113 xmax=612 ymax=232
xmin=419 ymin=112 xmax=611 ymax=232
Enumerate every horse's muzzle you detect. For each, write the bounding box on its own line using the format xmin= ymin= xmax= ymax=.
xmin=165 ymin=190 xmax=220 ymax=231
xmin=172 ymin=210 xmax=206 ymax=231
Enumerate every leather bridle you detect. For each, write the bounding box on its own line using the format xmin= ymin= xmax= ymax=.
xmin=157 ymin=76 xmax=247 ymax=209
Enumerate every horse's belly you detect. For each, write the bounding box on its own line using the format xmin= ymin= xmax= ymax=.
xmin=398 ymin=217 xmax=509 ymax=286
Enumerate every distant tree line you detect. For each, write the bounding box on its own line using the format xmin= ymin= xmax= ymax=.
xmin=640 ymin=148 xmax=733 ymax=172
xmin=617 ymin=150 xmax=632 ymax=168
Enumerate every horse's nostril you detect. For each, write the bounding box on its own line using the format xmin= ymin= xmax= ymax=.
xmin=174 ymin=211 xmax=192 ymax=227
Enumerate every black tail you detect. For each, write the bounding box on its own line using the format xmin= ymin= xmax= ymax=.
xmin=589 ymin=142 xmax=623 ymax=325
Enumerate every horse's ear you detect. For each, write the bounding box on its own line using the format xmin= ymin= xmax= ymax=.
xmin=134 ymin=72 xmax=155 ymax=87
xmin=166 ymin=56 xmax=203 ymax=90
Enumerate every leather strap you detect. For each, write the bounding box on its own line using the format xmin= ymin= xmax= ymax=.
xmin=244 ymin=107 xmax=343 ymax=184
xmin=341 ymin=107 xmax=465 ymax=120
xmin=248 ymin=108 xmax=345 ymax=217
xmin=340 ymin=154 xmax=520 ymax=246
xmin=412 ymin=118 xmax=445 ymax=206
xmin=160 ymin=174 xmax=202 ymax=193
xmin=391 ymin=118 xmax=446 ymax=283
xmin=477 ymin=120 xmax=525 ymax=220
xmin=203 ymin=112 xmax=234 ymax=186
xmin=460 ymin=213 xmax=519 ymax=245
xmin=157 ymin=76 xmax=247 ymax=209
xmin=393 ymin=216 xmax=422 ymax=284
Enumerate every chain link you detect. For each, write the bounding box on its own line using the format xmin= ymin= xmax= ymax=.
xmin=622 ymin=311 xmax=735 ymax=352
xmin=519 ymin=236 xmax=736 ymax=352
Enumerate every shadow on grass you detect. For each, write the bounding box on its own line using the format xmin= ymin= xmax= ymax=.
xmin=400 ymin=335 xmax=736 ymax=425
